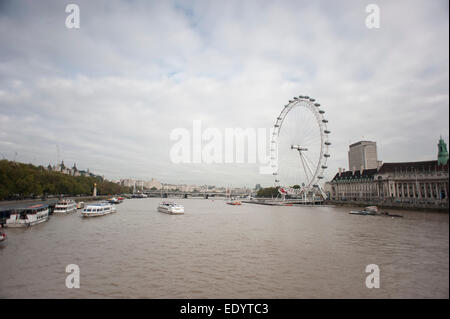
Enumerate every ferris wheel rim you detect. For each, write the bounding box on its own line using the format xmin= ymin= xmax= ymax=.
xmin=270 ymin=95 xmax=330 ymax=194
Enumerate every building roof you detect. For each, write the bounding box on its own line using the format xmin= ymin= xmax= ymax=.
xmin=377 ymin=160 xmax=448 ymax=174
xmin=332 ymin=168 xmax=378 ymax=181
xmin=349 ymin=141 xmax=376 ymax=148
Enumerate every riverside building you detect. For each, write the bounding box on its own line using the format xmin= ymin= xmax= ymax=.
xmin=329 ymin=138 xmax=449 ymax=208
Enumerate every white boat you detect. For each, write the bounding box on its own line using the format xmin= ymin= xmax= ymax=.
xmin=82 ymin=202 xmax=116 ymax=217
xmin=158 ymin=202 xmax=184 ymax=215
xmin=5 ymin=204 xmax=49 ymax=228
xmin=53 ymin=199 xmax=78 ymax=214
xmin=107 ymin=197 xmax=122 ymax=204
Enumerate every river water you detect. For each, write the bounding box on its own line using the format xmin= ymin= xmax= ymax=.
xmin=0 ymin=198 xmax=448 ymax=298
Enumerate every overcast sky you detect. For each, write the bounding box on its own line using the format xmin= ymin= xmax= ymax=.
xmin=0 ymin=0 xmax=448 ymax=187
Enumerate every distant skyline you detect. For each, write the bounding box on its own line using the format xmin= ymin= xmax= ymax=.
xmin=0 ymin=0 xmax=448 ymax=187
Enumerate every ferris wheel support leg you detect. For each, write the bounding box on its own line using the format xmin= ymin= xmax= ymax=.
xmin=300 ymin=152 xmax=315 ymax=182
xmin=317 ymin=184 xmax=327 ymax=200
xmin=298 ymin=151 xmax=313 ymax=185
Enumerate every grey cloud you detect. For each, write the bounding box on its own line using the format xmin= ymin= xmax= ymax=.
xmin=0 ymin=0 xmax=448 ymax=187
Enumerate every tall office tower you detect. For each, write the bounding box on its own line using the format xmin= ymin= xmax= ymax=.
xmin=348 ymin=141 xmax=378 ymax=170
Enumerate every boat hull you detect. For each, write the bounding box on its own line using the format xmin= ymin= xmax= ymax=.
xmin=82 ymin=209 xmax=116 ymax=217
xmin=53 ymin=207 xmax=78 ymax=214
xmin=157 ymin=207 xmax=184 ymax=215
xmin=5 ymin=209 xmax=49 ymax=228
xmin=5 ymin=216 xmax=49 ymax=227
xmin=349 ymin=211 xmax=377 ymax=216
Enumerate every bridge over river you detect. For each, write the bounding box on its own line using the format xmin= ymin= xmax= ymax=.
xmin=142 ymin=190 xmax=251 ymax=199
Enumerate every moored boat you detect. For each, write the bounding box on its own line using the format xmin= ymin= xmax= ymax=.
xmin=53 ymin=199 xmax=77 ymax=214
xmin=82 ymin=202 xmax=116 ymax=217
xmin=107 ymin=197 xmax=123 ymax=204
xmin=349 ymin=206 xmax=378 ymax=215
xmin=158 ymin=202 xmax=184 ymax=214
xmin=4 ymin=204 xmax=49 ymax=227
xmin=349 ymin=206 xmax=402 ymax=218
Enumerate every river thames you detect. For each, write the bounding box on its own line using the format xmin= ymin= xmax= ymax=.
xmin=0 ymin=198 xmax=448 ymax=298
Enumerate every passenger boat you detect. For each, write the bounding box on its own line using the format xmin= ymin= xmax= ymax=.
xmin=53 ymin=199 xmax=78 ymax=214
xmin=82 ymin=203 xmax=116 ymax=217
xmin=158 ymin=202 xmax=184 ymax=214
xmin=227 ymin=200 xmax=242 ymax=206
xmin=4 ymin=204 xmax=49 ymax=227
xmin=0 ymin=225 xmax=6 ymax=246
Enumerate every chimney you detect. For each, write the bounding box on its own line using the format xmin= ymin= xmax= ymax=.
xmin=338 ymin=168 xmax=342 ymax=177
xmin=360 ymin=165 xmax=364 ymax=175
xmin=352 ymin=166 xmax=356 ymax=175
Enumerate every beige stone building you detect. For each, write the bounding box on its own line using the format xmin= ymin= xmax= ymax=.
xmin=375 ymin=161 xmax=448 ymax=201
xmin=348 ymin=141 xmax=379 ymax=170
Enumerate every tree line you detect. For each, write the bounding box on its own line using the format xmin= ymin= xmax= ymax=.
xmin=0 ymin=160 xmax=131 ymax=200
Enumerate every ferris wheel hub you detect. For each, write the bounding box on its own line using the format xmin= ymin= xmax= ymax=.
xmin=291 ymin=145 xmax=308 ymax=151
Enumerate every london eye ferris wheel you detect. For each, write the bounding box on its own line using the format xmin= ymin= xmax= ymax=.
xmin=270 ymin=95 xmax=331 ymax=199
